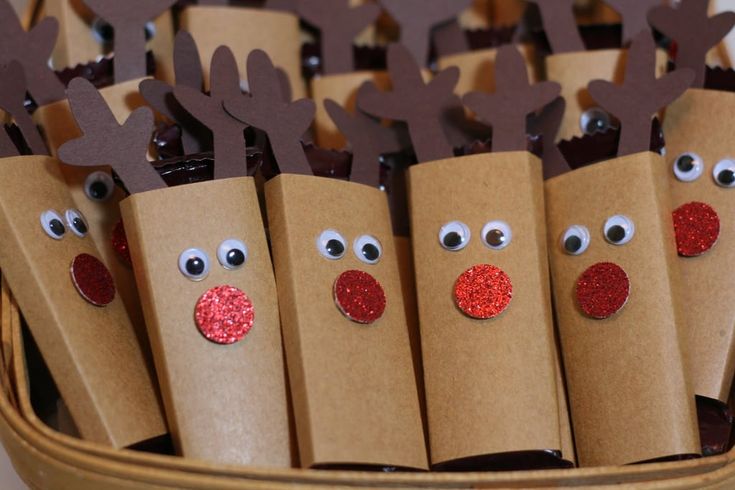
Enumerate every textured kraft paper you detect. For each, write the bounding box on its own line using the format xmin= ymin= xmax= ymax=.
xmin=0 ymin=155 xmax=166 ymax=448
xmin=120 ymin=177 xmax=292 ymax=467
xmin=265 ymin=174 xmax=427 ymax=470
xmin=545 ymin=49 xmax=667 ymax=142
xmin=545 ymin=151 xmax=700 ymax=467
xmin=408 ymin=152 xmax=563 ymax=466
xmin=180 ymin=6 xmax=305 ymax=99
xmin=663 ymin=89 xmax=735 ymax=403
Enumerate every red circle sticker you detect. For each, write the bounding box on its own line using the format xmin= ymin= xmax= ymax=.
xmin=673 ymin=202 xmax=720 ymax=257
xmin=453 ymin=264 xmax=513 ymax=319
xmin=333 ymin=270 xmax=386 ymax=324
xmin=576 ymin=262 xmax=630 ymax=319
xmin=195 ymin=285 xmax=254 ymax=344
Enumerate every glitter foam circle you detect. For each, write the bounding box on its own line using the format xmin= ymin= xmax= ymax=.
xmin=333 ymin=270 xmax=386 ymax=324
xmin=111 ymin=219 xmax=132 ymax=266
xmin=576 ymin=262 xmax=630 ymax=319
xmin=70 ymin=253 xmax=116 ymax=306
xmin=195 ymin=285 xmax=254 ymax=345
xmin=453 ymin=264 xmax=513 ymax=319
xmin=673 ymin=202 xmax=720 ymax=257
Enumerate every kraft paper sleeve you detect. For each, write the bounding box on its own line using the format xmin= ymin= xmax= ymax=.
xmin=119 ymin=177 xmax=292 ymax=467
xmin=265 ymin=174 xmax=428 ymax=470
xmin=545 ymin=151 xmax=701 ymax=467
xmin=408 ymin=152 xmax=563 ymax=466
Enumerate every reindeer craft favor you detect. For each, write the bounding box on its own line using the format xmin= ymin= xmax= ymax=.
xmin=58 ymin=65 xmax=292 ymax=466
xmin=544 ymin=31 xmax=701 ymax=466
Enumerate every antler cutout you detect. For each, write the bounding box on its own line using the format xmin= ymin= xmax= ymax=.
xmin=648 ymin=0 xmax=735 ymax=88
xmin=83 ymin=0 xmax=177 ymax=84
xmin=357 ymin=43 xmax=457 ymax=163
xmin=527 ymin=0 xmax=585 ymax=53
xmin=379 ymin=0 xmax=472 ymax=66
xmin=264 ymin=0 xmax=297 ymax=12
xmin=225 ymin=49 xmax=315 ymax=176
xmin=0 ymin=62 xmax=49 ymax=156
xmin=587 ymin=30 xmax=694 ymax=157
xmin=298 ymin=0 xmax=381 ymax=75
xmin=464 ymin=45 xmax=561 ymax=153
xmin=604 ymin=0 xmax=662 ymax=45
xmin=58 ymin=78 xmax=166 ymax=194
xmin=527 ymin=96 xmax=571 ymax=179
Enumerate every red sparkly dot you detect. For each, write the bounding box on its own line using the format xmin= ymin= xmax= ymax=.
xmin=673 ymin=202 xmax=720 ymax=257
xmin=70 ymin=253 xmax=116 ymax=306
xmin=453 ymin=264 xmax=513 ymax=319
xmin=576 ymin=262 xmax=629 ymax=319
xmin=333 ymin=270 xmax=386 ymax=324
xmin=195 ymin=286 xmax=254 ymax=345
xmin=111 ymin=219 xmax=132 ymax=267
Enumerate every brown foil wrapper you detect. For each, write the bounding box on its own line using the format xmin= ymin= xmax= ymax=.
xmin=120 ymin=177 xmax=293 ymax=466
xmin=545 ymin=151 xmax=701 ymax=466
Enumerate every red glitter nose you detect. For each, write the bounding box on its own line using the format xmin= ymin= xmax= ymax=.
xmin=111 ymin=219 xmax=132 ymax=267
xmin=576 ymin=262 xmax=630 ymax=319
xmin=673 ymin=202 xmax=720 ymax=257
xmin=333 ymin=270 xmax=386 ymax=324
xmin=70 ymin=253 xmax=116 ymax=306
xmin=195 ymin=285 xmax=254 ymax=345
xmin=453 ymin=264 xmax=513 ymax=319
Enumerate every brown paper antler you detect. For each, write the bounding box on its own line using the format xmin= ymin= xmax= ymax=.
xmin=357 ymin=43 xmax=457 ymax=163
xmin=58 ymin=78 xmax=166 ymax=194
xmin=83 ymin=0 xmax=177 ymax=84
xmin=527 ymin=0 xmax=585 ymax=53
xmin=0 ymin=62 xmax=49 ymax=156
xmin=0 ymin=0 xmax=66 ymax=106
xmin=528 ymin=96 xmax=571 ymax=179
xmin=587 ymin=30 xmax=694 ymax=157
xmin=379 ymin=0 xmax=472 ymax=66
xmin=225 ymin=49 xmax=316 ymax=176
xmin=648 ymin=0 xmax=735 ymax=88
xmin=298 ymin=0 xmax=381 ymax=75
xmin=604 ymin=0 xmax=662 ymax=45
xmin=464 ymin=45 xmax=561 ymax=153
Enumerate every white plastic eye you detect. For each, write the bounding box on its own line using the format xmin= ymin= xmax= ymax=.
xmin=65 ymin=209 xmax=88 ymax=238
xmin=40 ymin=210 xmax=66 ymax=240
xmin=439 ymin=221 xmax=471 ymax=251
xmin=353 ymin=235 xmax=382 ymax=264
xmin=317 ymin=230 xmax=347 ymax=260
xmin=178 ymin=248 xmax=210 ymax=281
xmin=713 ymin=158 xmax=735 ymax=188
xmin=84 ymin=171 xmax=115 ymax=202
xmin=604 ymin=215 xmax=635 ymax=245
xmin=561 ymin=225 xmax=590 ymax=255
xmin=217 ymin=239 xmax=248 ymax=270
xmin=481 ymin=220 xmax=512 ymax=250
xmin=672 ymin=152 xmax=704 ymax=182
xmin=580 ymin=107 xmax=612 ymax=135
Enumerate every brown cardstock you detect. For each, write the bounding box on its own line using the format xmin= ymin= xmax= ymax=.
xmin=265 ymin=174 xmax=428 ymax=469
xmin=179 ymin=6 xmax=305 ymax=99
xmin=458 ymin=0 xmax=492 ymax=29
xmin=662 ymin=88 xmax=735 ymax=403
xmin=0 ymin=155 xmax=166 ymax=448
xmin=120 ymin=177 xmax=292 ymax=466
xmin=545 ymin=151 xmax=700 ymax=467
xmin=409 ymin=152 xmax=563 ymax=465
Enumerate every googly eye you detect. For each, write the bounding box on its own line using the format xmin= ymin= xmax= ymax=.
xmin=64 ymin=209 xmax=88 ymax=238
xmin=353 ymin=235 xmax=382 ymax=264
xmin=217 ymin=239 xmax=248 ymax=270
xmin=91 ymin=17 xmax=114 ymax=44
xmin=561 ymin=225 xmax=590 ymax=255
xmin=40 ymin=210 xmax=66 ymax=240
xmin=603 ymin=215 xmax=635 ymax=246
xmin=84 ymin=171 xmax=115 ymax=202
xmin=672 ymin=152 xmax=704 ymax=182
xmin=178 ymin=248 xmax=210 ymax=281
xmin=481 ymin=220 xmax=512 ymax=250
xmin=713 ymin=158 xmax=735 ymax=188
xmin=439 ymin=221 xmax=471 ymax=251
xmin=580 ymin=107 xmax=612 ymax=135
xmin=317 ymin=230 xmax=347 ymax=260
xmin=144 ymin=21 xmax=156 ymax=41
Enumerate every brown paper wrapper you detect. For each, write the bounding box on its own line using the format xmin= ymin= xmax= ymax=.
xmin=409 ymin=152 xmax=563 ymax=466
xmin=662 ymin=89 xmax=735 ymax=403
xmin=0 ymin=155 xmax=166 ymax=448
xmin=545 ymin=151 xmax=701 ymax=467
xmin=265 ymin=174 xmax=428 ymax=470
xmin=180 ymin=6 xmax=305 ymax=99
xmin=120 ymin=177 xmax=292 ymax=466
xmin=460 ymin=0 xmax=492 ymax=29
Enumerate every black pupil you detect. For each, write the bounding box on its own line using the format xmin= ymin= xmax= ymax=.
xmin=72 ymin=217 xmax=87 ymax=234
xmin=186 ymin=257 xmax=206 ymax=276
xmin=586 ymin=117 xmax=607 ymax=134
xmin=326 ymin=239 xmax=344 ymax=257
xmin=443 ymin=231 xmax=463 ymax=249
xmin=89 ymin=180 xmax=109 ymax=200
xmin=49 ymin=219 xmax=65 ymax=237
xmin=362 ymin=243 xmax=380 ymax=262
xmin=227 ymin=249 xmax=245 ymax=267
xmin=94 ymin=20 xmax=114 ymax=42
xmin=486 ymin=229 xmax=505 ymax=247
xmin=718 ymin=169 xmax=735 ymax=186
xmin=607 ymin=225 xmax=626 ymax=243
xmin=677 ymin=155 xmax=695 ymax=172
xmin=565 ymin=235 xmax=582 ymax=253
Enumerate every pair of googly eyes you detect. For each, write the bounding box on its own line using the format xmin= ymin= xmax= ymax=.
xmin=438 ymin=220 xmax=512 ymax=252
xmin=40 ymin=209 xmax=88 ymax=240
xmin=673 ymin=153 xmax=735 ymax=188
xmin=580 ymin=107 xmax=614 ymax=135
xmin=317 ymin=230 xmax=383 ymax=265
xmin=561 ymin=215 xmax=635 ymax=255
xmin=178 ymin=239 xmax=248 ymax=281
